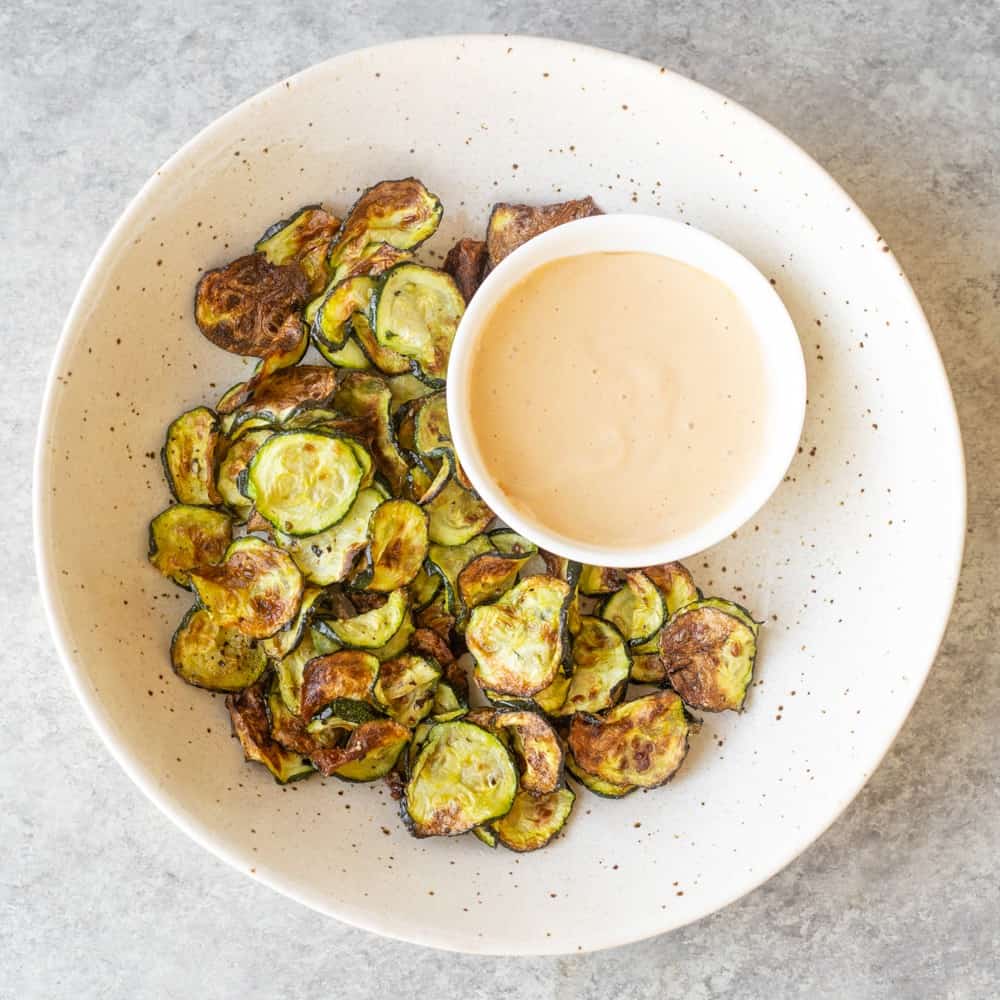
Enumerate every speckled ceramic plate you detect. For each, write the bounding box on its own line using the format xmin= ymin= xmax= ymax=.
xmin=34 ymin=36 xmax=965 ymax=955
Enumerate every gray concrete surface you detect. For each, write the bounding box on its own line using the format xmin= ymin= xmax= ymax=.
xmin=3 ymin=1 xmax=998 ymax=997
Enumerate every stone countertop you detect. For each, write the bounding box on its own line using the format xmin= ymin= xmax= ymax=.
xmin=3 ymin=2 xmax=997 ymax=997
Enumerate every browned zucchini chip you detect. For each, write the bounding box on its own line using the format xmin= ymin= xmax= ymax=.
xmin=404 ymin=720 xmax=518 ymax=837
xmin=334 ymin=241 xmax=414 ymax=283
xmin=299 ymin=649 xmax=380 ymax=722
xmin=427 ymin=535 xmax=493 ymax=615
xmin=317 ymin=588 xmax=409 ymax=649
xmin=643 ymin=561 xmax=701 ymax=615
xmin=408 ymin=564 xmax=442 ymax=612
xmin=565 ymin=751 xmax=636 ymax=799
xmin=311 ymin=275 xmax=375 ymax=353
xmin=409 ymin=628 xmax=468 ymax=704
xmin=487 ymin=529 xmax=538 ymax=557
xmin=148 ymin=504 xmax=232 ymax=588
xmin=494 ymin=787 xmax=575 ymax=852
xmin=162 ymin=406 xmax=223 ymax=505
xmin=351 ymin=314 xmax=412 ymax=376
xmin=226 ymin=676 xmax=315 ymax=784
xmin=485 ymin=196 xmax=602 ymax=269
xmin=491 ymin=710 xmax=564 ymax=794
xmin=375 ymin=653 xmax=442 ymax=727
xmin=443 ymin=237 xmax=487 ymax=302
xmin=171 ymin=606 xmax=268 ymax=692
xmin=600 ymin=570 xmax=666 ymax=646
xmin=356 ymin=499 xmax=429 ymax=592
xmin=229 ymin=365 xmax=338 ymax=422
xmin=422 ymin=475 xmax=494 ymax=546
xmin=195 ymin=252 xmax=309 ymax=359
xmin=578 ymin=564 xmax=627 ymax=597
xmin=467 ymin=575 xmax=570 ymax=697
xmin=549 ymin=616 xmax=631 ymax=717
xmin=216 ymin=428 xmax=273 ymax=520
xmin=568 ymin=691 xmax=691 ymax=789
xmin=189 ymin=536 xmax=303 ymax=639
xmin=312 ymin=719 xmax=411 ymax=781
xmin=260 ymin=585 xmax=325 ymax=660
xmin=458 ymin=552 xmax=529 ymax=614
xmin=255 ymin=205 xmax=341 ymax=295
xmin=274 ymin=626 xmax=340 ymax=715
xmin=659 ymin=600 xmax=758 ymax=712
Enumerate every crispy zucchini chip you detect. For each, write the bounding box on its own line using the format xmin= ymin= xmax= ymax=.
xmin=414 ymin=592 xmax=456 ymax=643
xmin=316 ymin=333 xmax=373 ymax=371
xmin=300 ymin=650 xmax=380 ymax=722
xmin=148 ymin=504 xmax=232 ymax=587
xmin=412 ymin=390 xmax=450 ymax=455
xmin=373 ymin=264 xmax=464 ymax=385
xmin=408 ymin=565 xmax=441 ymax=612
xmin=430 ymin=680 xmax=466 ymax=722
xmin=189 ymin=536 xmax=303 ymax=639
xmin=494 ymin=787 xmax=575 ymax=852
xmin=195 ymin=252 xmax=309 ymax=359
xmin=551 ymin=616 xmax=630 ymax=716
xmin=485 ymin=196 xmax=602 ymax=269
xmin=375 ymin=653 xmax=442 ymax=728
xmin=171 ymin=605 xmax=268 ymax=692
xmin=409 ymin=627 xmax=467 ymax=704
xmin=565 ymin=751 xmax=636 ymax=798
xmin=260 ymin=585 xmax=325 ymax=660
xmin=458 ymin=552 xmax=529 ymax=614
xmin=443 ymin=237 xmax=487 ymax=302
xmin=629 ymin=653 xmax=669 ymax=685
xmin=216 ymin=428 xmax=273 ymax=520
xmin=162 ymin=406 xmax=223 ymax=505
xmin=314 ymin=719 xmax=411 ymax=781
xmin=491 ymin=710 xmax=564 ymax=795
xmin=659 ymin=600 xmax=758 ymax=712
xmin=422 ymin=475 xmax=494 ymax=546
xmin=388 ymin=373 xmax=434 ymax=410
xmin=275 ymin=485 xmax=386 ymax=586
xmin=256 ymin=205 xmax=340 ymax=295
xmin=274 ymin=626 xmax=341 ymax=715
xmin=644 ymin=561 xmax=701 ymax=615
xmin=312 ymin=275 xmax=375 ymax=353
xmin=601 ymin=571 xmax=666 ymax=646
xmin=230 ymin=365 xmax=339 ymax=422
xmin=368 ymin=608 xmax=416 ymax=662
xmin=487 ymin=529 xmax=538 ymax=557
xmin=329 ymin=178 xmax=442 ymax=276
xmin=404 ymin=721 xmax=517 ymax=837
xmin=226 ymin=677 xmax=315 ymax=784
xmin=467 ymin=575 xmax=570 ymax=697
xmin=318 ymin=588 xmax=408 ymax=649
xmin=333 ymin=371 xmax=410 ymax=494
xmin=568 ymin=691 xmax=691 ymax=789
xmin=356 ymin=499 xmax=429 ymax=591
xmin=427 ymin=535 xmax=493 ymax=615
xmin=578 ymin=564 xmax=626 ymax=597
xmin=247 ymin=430 xmax=367 ymax=536
xmin=351 ymin=313 xmax=412 ymax=376
xmin=333 ymin=241 xmax=414 ymax=284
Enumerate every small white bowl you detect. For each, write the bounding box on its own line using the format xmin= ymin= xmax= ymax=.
xmin=447 ymin=213 xmax=808 ymax=568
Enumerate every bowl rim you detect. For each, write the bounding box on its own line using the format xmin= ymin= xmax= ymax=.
xmin=446 ymin=212 xmax=808 ymax=567
xmin=32 ymin=34 xmax=967 ymax=955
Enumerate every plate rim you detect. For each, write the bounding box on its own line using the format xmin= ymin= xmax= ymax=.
xmin=32 ymin=33 xmax=967 ymax=954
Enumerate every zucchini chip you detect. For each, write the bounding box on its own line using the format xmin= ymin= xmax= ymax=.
xmin=226 ymin=677 xmax=315 ymax=784
xmin=329 ymin=178 xmax=442 ymax=276
xmin=659 ymin=599 xmax=758 ymax=712
xmin=551 ymin=616 xmax=631 ymax=717
xmin=443 ymin=237 xmax=487 ymax=302
xmin=485 ymin=196 xmax=602 ymax=269
xmin=357 ymin=499 xmax=429 ymax=591
xmin=216 ymin=428 xmax=273 ymax=520
xmin=368 ymin=608 xmax=416 ymax=662
xmin=189 ymin=536 xmax=303 ymax=639
xmin=487 ymin=529 xmax=538 ymax=557
xmin=412 ymin=390 xmax=450 ymax=455
xmin=255 ymin=205 xmax=340 ymax=296
xmin=247 ymin=430 xmax=367 ymax=536
xmin=644 ymin=561 xmax=701 ymax=616
xmin=404 ymin=721 xmax=518 ymax=837
xmin=375 ymin=653 xmax=442 ymax=728
xmin=490 ymin=710 xmax=564 ymax=795
xmin=372 ymin=264 xmax=465 ymax=385
xmin=600 ymin=571 xmax=666 ymax=646
xmin=351 ymin=314 xmax=412 ymax=376
xmin=148 ymin=504 xmax=232 ymax=587
xmin=195 ymin=252 xmax=309 ymax=359
xmin=458 ymin=552 xmax=529 ymax=614
xmin=334 ymin=241 xmax=414 ymax=284
xmin=274 ymin=626 xmax=340 ymax=715
xmin=578 ymin=565 xmax=626 ymax=597
xmin=260 ymin=585 xmax=325 ymax=660
xmin=568 ymin=691 xmax=691 ymax=789
xmin=312 ymin=275 xmax=376 ymax=353
xmin=227 ymin=365 xmax=339 ymax=421
xmin=565 ymin=751 xmax=636 ymax=799
xmin=427 ymin=535 xmax=493 ymax=615
xmin=388 ymin=373 xmax=434 ymax=410
xmin=467 ymin=575 xmax=571 ymax=697
xmin=171 ymin=606 xmax=268 ymax=691
xmin=162 ymin=406 xmax=223 ymax=506
xmin=318 ymin=588 xmax=408 ymax=649
xmin=408 ymin=565 xmax=442 ymax=612
xmin=314 ymin=719 xmax=411 ymax=781
xmin=409 ymin=627 xmax=468 ymax=704
xmin=299 ymin=650 xmax=380 ymax=722
xmin=333 ymin=371 xmax=410 ymax=494
xmin=276 ymin=485 xmax=386 ymax=586
xmin=471 ymin=825 xmax=498 ymax=848
xmin=422 ymin=476 xmax=495 ymax=546
xmin=494 ymin=787 xmax=575 ymax=853
xmin=315 ymin=333 xmax=373 ymax=371
xmin=430 ymin=680 xmax=466 ymax=723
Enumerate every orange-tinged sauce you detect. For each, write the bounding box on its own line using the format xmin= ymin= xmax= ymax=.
xmin=466 ymin=251 xmax=768 ymax=548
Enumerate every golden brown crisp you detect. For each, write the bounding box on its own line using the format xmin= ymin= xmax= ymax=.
xmin=485 ymin=196 xmax=602 ymax=269
xmin=443 ymin=238 xmax=487 ymax=301
xmin=299 ymin=650 xmax=379 ymax=721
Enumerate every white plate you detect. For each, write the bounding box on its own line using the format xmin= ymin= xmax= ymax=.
xmin=34 ymin=36 xmax=965 ymax=955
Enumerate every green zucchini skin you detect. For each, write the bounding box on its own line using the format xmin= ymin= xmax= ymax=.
xmin=161 ymin=406 xmax=223 ymax=507
xmin=148 ymin=504 xmax=232 ymax=588
xmin=171 ymin=606 xmax=268 ymax=692
xmin=493 ymin=787 xmax=576 ymax=852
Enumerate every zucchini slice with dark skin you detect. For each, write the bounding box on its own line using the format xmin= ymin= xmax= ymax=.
xmin=351 ymin=314 xmax=412 ymax=376
xmin=467 ymin=575 xmax=571 ymax=697
xmin=430 ymin=680 xmax=466 ymax=722
xmin=317 ymin=588 xmax=408 ymax=649
xmin=565 ymin=751 xmax=636 ymax=799
xmin=471 ymin=825 xmax=498 ymax=848
xmin=485 ymin=196 xmax=602 ymax=269
xmin=388 ymin=373 xmax=434 ymax=410
xmin=189 ymin=536 xmax=303 ymax=639
xmin=568 ymin=691 xmax=691 ymax=789
xmin=315 ymin=333 xmax=373 ymax=371
xmin=372 ymin=263 xmax=464 ymax=385
xmin=443 ymin=237 xmax=487 ymax=303
xmin=299 ymin=650 xmax=381 ymax=722
xmin=426 ymin=535 xmax=493 ymax=615
xmin=421 ymin=475 xmax=494 ymax=546
xmin=148 ymin=504 xmax=232 ymax=588
xmin=355 ymin=498 xmax=429 ymax=592
xmin=659 ymin=599 xmax=759 ymax=712
xmin=600 ymin=571 xmax=666 ymax=646
xmin=260 ymin=585 xmax=325 ymax=660
xmin=275 ymin=485 xmax=386 ymax=586
xmin=408 ymin=564 xmax=442 ymax=612
xmin=314 ymin=719 xmax=411 ymax=781
xmin=367 ymin=608 xmax=416 ymax=662
xmin=458 ymin=551 xmax=532 ymax=615
xmin=333 ymin=241 xmax=414 ymax=284
xmin=223 ymin=365 xmax=339 ymax=421
xmin=494 ymin=787 xmax=575 ymax=853
xmin=255 ymin=205 xmax=341 ymax=296
xmin=404 ymin=720 xmax=518 ymax=837
xmin=312 ymin=275 xmax=376 ymax=353
xmin=216 ymin=428 xmax=273 ymax=521
xmin=473 ymin=709 xmax=564 ymax=795
xmin=246 ymin=430 xmax=368 ymax=537
xmin=195 ymin=252 xmax=309 ymax=360
xmin=407 ymin=458 xmax=452 ymax=507
xmin=162 ymin=406 xmax=223 ymax=506
xmin=487 ymin=529 xmax=538 ymax=558
xmin=226 ymin=676 xmax=315 ymax=784
xmin=171 ymin=606 xmax=268 ymax=692
xmin=374 ymin=653 xmax=441 ymax=728
xmin=409 ymin=627 xmax=468 ymax=704
xmin=548 ymin=615 xmax=631 ymax=717
xmin=328 ymin=178 xmax=443 ymax=277
xmin=578 ymin=565 xmax=626 ymax=597
xmin=627 ymin=562 xmax=702 ymax=682
xmin=274 ymin=626 xmax=341 ymax=715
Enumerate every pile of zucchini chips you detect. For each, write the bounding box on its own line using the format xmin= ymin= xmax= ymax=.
xmin=148 ymin=179 xmax=760 ymax=852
